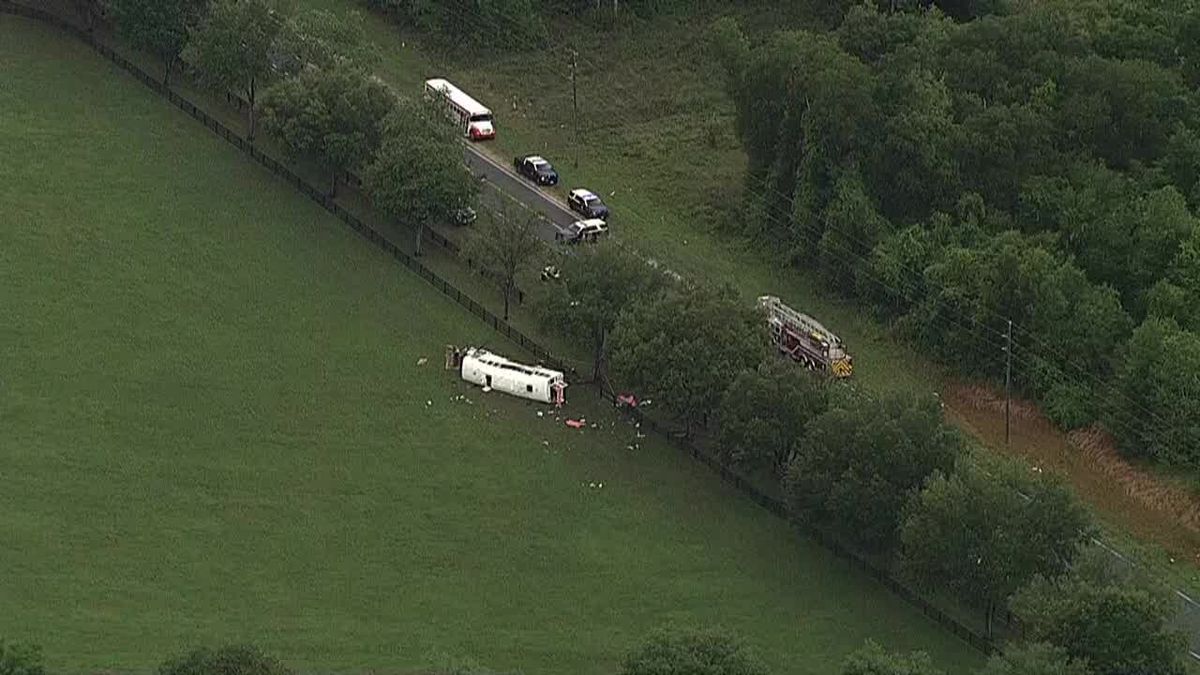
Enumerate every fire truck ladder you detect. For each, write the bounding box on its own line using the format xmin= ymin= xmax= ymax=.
xmin=759 ymin=295 xmax=854 ymax=379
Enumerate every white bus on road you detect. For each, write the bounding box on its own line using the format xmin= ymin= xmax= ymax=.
xmin=423 ymin=78 xmax=495 ymax=141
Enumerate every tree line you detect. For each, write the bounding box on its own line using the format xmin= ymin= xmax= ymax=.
xmin=533 ymin=243 xmax=1187 ymax=675
xmin=707 ymin=0 xmax=1200 ymax=472
xmin=109 ymin=0 xmax=477 ymax=251
xmin=0 ymin=603 xmax=1182 ymax=675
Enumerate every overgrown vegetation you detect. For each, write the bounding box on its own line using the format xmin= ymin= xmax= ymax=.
xmin=710 ymin=0 xmax=1200 ymax=471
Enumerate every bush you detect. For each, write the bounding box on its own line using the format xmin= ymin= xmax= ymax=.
xmin=621 ymin=627 xmax=766 ymax=675
xmin=0 ymin=640 xmax=45 ymax=675
xmin=158 ymin=645 xmax=292 ymax=675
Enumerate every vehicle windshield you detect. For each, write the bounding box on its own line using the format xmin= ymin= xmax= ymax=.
xmin=584 ymin=195 xmax=601 ymax=205
xmin=469 ymin=113 xmax=493 ymax=123
xmin=535 ymin=163 xmax=553 ymax=173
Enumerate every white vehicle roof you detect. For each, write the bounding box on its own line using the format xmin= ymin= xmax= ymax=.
xmin=526 ymin=155 xmax=548 ymax=164
xmin=464 ymin=348 xmax=563 ymax=380
xmin=571 ymin=218 xmax=608 ymax=230
xmin=424 ymin=78 xmax=491 ymax=116
xmin=570 ymin=188 xmax=599 ymax=201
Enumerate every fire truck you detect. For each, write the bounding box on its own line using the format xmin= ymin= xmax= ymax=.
xmin=758 ymin=295 xmax=853 ymax=378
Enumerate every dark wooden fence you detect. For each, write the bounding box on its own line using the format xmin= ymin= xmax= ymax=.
xmin=4 ymin=0 xmax=1002 ymax=657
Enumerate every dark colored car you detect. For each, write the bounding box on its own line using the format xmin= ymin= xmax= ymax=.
xmin=567 ymin=188 xmax=609 ymax=220
xmin=513 ymin=155 xmax=559 ymax=186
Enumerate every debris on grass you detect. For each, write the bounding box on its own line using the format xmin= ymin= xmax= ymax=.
xmin=566 ymin=419 xmax=586 ymax=429
xmin=416 ymin=357 xmax=428 ymax=366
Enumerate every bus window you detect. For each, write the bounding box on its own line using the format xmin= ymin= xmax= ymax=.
xmin=469 ymin=112 xmax=493 ymax=123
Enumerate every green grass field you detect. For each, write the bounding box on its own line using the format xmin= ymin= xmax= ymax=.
xmin=0 ymin=13 xmax=981 ymax=675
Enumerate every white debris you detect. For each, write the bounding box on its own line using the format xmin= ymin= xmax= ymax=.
xmin=416 ymin=357 xmax=428 ymax=366
xmin=482 ymin=386 xmax=492 ymax=393
xmin=426 ymin=400 xmax=432 ymax=406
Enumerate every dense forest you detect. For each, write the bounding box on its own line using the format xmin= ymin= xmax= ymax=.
xmin=710 ymin=0 xmax=1200 ymax=471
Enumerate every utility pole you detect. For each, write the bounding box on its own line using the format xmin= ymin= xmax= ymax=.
xmin=1004 ymin=319 xmax=1013 ymax=447
xmin=570 ymin=49 xmax=579 ymax=169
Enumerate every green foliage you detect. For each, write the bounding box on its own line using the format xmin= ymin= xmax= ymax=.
xmin=608 ymin=284 xmax=766 ymax=431
xmin=976 ymin=643 xmax=1091 ymax=675
xmin=784 ymin=391 xmax=961 ymax=554
xmin=0 ymin=640 xmax=45 ymax=675
xmin=716 ymin=360 xmax=828 ymax=476
xmin=1011 ymin=550 xmax=1185 ymax=675
xmin=111 ymin=0 xmax=207 ymax=82
xmin=840 ymin=640 xmax=941 ymax=675
xmin=259 ymin=64 xmax=396 ymax=194
xmin=184 ymin=0 xmax=289 ymax=138
xmin=158 ymin=646 xmax=293 ymax=675
xmin=362 ymin=100 xmax=478 ymax=251
xmin=1106 ymin=317 xmax=1200 ymax=467
xmin=899 ymin=456 xmax=1092 ymax=629
xmin=715 ymin=1 xmax=1200 ymax=464
xmin=620 ymin=627 xmax=767 ymax=675
xmin=462 ymin=206 xmax=541 ymax=320
xmin=535 ymin=242 xmax=666 ymax=378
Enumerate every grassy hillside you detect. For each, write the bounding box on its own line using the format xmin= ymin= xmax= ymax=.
xmin=0 ymin=13 xmax=982 ymax=675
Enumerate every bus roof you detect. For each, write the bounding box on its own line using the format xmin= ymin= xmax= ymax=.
xmin=424 ymin=78 xmax=491 ymax=116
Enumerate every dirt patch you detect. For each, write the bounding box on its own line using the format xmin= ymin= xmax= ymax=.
xmin=941 ymin=381 xmax=1200 ymax=566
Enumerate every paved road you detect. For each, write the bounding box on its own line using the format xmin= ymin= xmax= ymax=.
xmin=461 ymin=143 xmax=577 ymax=244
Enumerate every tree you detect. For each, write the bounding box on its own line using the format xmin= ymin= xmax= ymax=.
xmin=111 ymin=0 xmax=208 ymax=84
xmin=362 ymin=101 xmax=478 ymax=256
xmin=158 ymin=645 xmax=293 ymax=675
xmin=259 ymin=64 xmax=396 ymax=197
xmin=716 ymin=360 xmax=828 ymax=476
xmin=841 ymin=641 xmax=941 ymax=675
xmin=185 ymin=0 xmax=288 ymax=141
xmin=899 ymin=457 xmax=1092 ymax=636
xmin=620 ymin=627 xmax=766 ymax=675
xmin=0 ymin=640 xmax=45 ymax=675
xmin=784 ymin=392 xmax=961 ymax=554
xmin=977 ymin=643 xmax=1091 ymax=675
xmin=1011 ymin=550 xmax=1185 ymax=675
xmin=535 ymin=242 xmax=666 ymax=379
xmin=608 ymin=284 xmax=766 ymax=433
xmin=462 ymin=206 xmax=541 ymax=321
xmin=1106 ymin=317 xmax=1200 ymax=467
